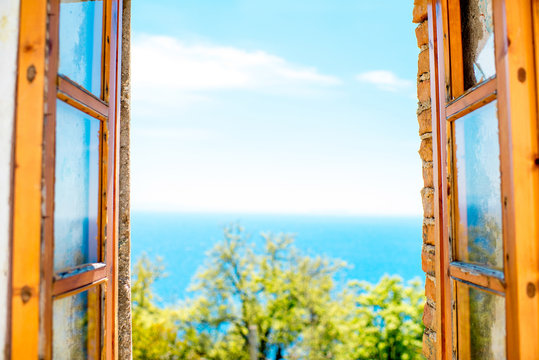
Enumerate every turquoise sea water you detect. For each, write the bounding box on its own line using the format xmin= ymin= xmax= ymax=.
xmin=131 ymin=212 xmax=423 ymax=304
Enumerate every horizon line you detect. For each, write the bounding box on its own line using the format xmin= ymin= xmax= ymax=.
xmin=130 ymin=208 xmax=423 ymax=218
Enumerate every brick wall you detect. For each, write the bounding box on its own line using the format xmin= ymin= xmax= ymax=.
xmin=413 ymin=1 xmax=437 ymax=359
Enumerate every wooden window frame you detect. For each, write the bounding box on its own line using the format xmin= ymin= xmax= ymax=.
xmin=428 ymin=0 xmax=539 ymax=359
xmin=10 ymin=0 xmax=123 ymax=358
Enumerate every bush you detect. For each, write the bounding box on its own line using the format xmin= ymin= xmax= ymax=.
xmin=132 ymin=225 xmax=424 ymax=360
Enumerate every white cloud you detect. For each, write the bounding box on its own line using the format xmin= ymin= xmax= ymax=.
xmin=356 ymin=70 xmax=413 ymax=92
xmin=132 ymin=34 xmax=341 ymax=95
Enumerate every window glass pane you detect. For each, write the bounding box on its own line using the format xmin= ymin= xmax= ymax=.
xmin=59 ymin=0 xmax=104 ymax=97
xmin=460 ymin=0 xmax=496 ymax=89
xmin=453 ymin=101 xmax=503 ymax=270
xmin=53 ymin=286 xmax=102 ymax=359
xmin=456 ymin=282 xmax=506 ymax=359
xmin=54 ymin=100 xmax=100 ymax=272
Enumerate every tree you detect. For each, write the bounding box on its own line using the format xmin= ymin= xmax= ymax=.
xmin=132 ymin=225 xmax=425 ymax=360
xmin=131 ymin=254 xmax=184 ymax=359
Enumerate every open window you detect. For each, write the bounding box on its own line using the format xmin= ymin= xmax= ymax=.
xmin=429 ymin=0 xmax=539 ymax=358
xmin=10 ymin=0 xmax=122 ymax=358
xmin=43 ymin=1 xmax=120 ymax=358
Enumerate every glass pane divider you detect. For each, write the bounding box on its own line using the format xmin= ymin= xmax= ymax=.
xmin=450 ymin=262 xmax=505 ymax=294
xmin=53 ymin=265 xmax=107 ymax=298
xmin=54 ymin=262 xmax=106 ymax=280
xmin=452 ymin=277 xmax=505 ymax=297
xmin=446 ymin=77 xmax=497 ymax=121
xmin=58 ymin=75 xmax=108 ymax=120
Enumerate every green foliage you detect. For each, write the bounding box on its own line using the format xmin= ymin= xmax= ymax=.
xmin=132 ymin=254 xmax=183 ymax=359
xmin=132 ymin=225 xmax=425 ymax=360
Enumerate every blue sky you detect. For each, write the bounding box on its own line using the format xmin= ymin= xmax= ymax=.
xmin=130 ymin=0 xmax=423 ymax=215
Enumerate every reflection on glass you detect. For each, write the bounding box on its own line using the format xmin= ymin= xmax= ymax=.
xmin=53 ymin=287 xmax=101 ymax=359
xmin=460 ymin=0 xmax=496 ymax=89
xmin=456 ymin=282 xmax=506 ymax=359
xmin=453 ymin=101 xmax=503 ymax=270
xmin=54 ymin=100 xmax=100 ymax=272
xmin=59 ymin=0 xmax=104 ymax=96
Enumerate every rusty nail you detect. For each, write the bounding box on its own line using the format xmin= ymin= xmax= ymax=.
xmin=21 ymin=286 xmax=32 ymax=304
xmin=518 ymin=68 xmax=526 ymax=83
xmin=27 ymin=65 xmax=36 ymax=83
xmin=527 ymin=282 xmax=536 ymax=298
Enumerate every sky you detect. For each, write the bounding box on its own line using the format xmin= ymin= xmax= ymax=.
xmin=130 ymin=0 xmax=423 ymax=216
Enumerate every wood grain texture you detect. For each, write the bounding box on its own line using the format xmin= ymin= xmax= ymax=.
xmin=41 ymin=1 xmax=60 ymax=358
xmin=447 ymin=0 xmax=464 ymax=98
xmin=498 ymin=0 xmax=539 ymax=357
xmin=104 ymin=0 xmax=121 ymax=358
xmin=10 ymin=0 xmax=47 ymax=357
xmin=429 ymin=1 xmax=452 ymax=359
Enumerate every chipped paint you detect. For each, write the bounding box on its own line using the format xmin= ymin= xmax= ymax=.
xmin=0 ymin=0 xmax=20 ymax=357
xmin=0 ymin=16 xmax=8 ymax=42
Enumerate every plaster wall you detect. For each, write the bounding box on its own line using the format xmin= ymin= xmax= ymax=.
xmin=0 ymin=0 xmax=20 ymax=358
xmin=118 ymin=0 xmax=133 ymax=358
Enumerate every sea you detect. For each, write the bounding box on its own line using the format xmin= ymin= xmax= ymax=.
xmin=131 ymin=212 xmax=423 ymax=305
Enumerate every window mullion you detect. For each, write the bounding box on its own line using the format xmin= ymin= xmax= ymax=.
xmin=447 ymin=0 xmax=465 ymax=98
xmin=53 ymin=263 xmax=107 ymax=297
xmin=449 ymin=261 xmax=505 ymax=294
xmin=446 ymin=77 xmax=497 ymax=120
xmin=57 ymin=76 xmax=109 ymax=120
xmin=53 ymin=274 xmax=107 ymax=300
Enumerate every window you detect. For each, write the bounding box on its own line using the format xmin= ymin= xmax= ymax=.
xmin=445 ymin=1 xmax=506 ymax=358
xmin=10 ymin=0 xmax=121 ymax=358
xmin=429 ymin=0 xmax=539 ymax=358
xmin=43 ymin=0 xmax=119 ymax=358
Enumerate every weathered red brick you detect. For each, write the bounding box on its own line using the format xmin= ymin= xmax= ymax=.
xmin=418 ymin=108 xmax=432 ymax=135
xmin=418 ymin=49 xmax=430 ymax=76
xmin=419 ymin=137 xmax=433 ymax=162
xmin=423 ymin=330 xmax=437 ymax=360
xmin=421 ymin=187 xmax=435 ymax=218
xmin=425 ymin=276 xmax=436 ymax=303
xmin=416 ymin=20 xmax=429 ymax=48
xmin=413 ymin=0 xmax=428 ymax=24
xmin=423 ymin=302 xmax=436 ymax=330
xmin=418 ymin=79 xmax=431 ymax=103
xmin=423 ymin=163 xmax=433 ymax=188
xmin=422 ymin=221 xmax=435 ymax=246
xmin=422 ymin=244 xmax=435 ymax=275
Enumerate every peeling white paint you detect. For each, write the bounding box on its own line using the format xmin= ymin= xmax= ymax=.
xmin=0 ymin=0 xmax=20 ymax=357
